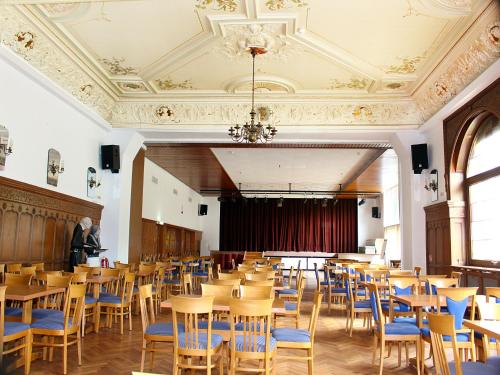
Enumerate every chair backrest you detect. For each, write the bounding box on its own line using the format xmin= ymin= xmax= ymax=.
xmin=61 ymin=284 xmax=86 ymax=332
xmin=183 ymin=273 xmax=193 ymax=295
xmin=5 ymin=273 xmax=31 ymax=286
xmin=138 ymin=284 xmax=155 ymax=335
xmin=46 ymin=274 xmax=73 ymax=310
xmin=427 ymin=313 xmax=461 ymax=375
xmin=342 ymin=272 xmax=355 ymax=304
xmin=115 ymin=263 xmax=131 ymax=271
xmin=244 ymin=280 xmax=274 ymax=287
xmin=32 ymin=263 xmax=44 ymax=271
xmin=413 ymin=266 xmax=422 ymax=277
xmin=217 ymin=272 xmax=241 ymax=280
xmin=308 ymin=292 xmax=323 ymax=341
xmin=240 ymin=285 xmax=274 ymax=299
xmin=486 ymin=287 xmax=500 ymax=302
xmin=120 ymin=273 xmax=136 ymax=305
xmin=20 ymin=266 xmax=36 ymax=276
xmin=389 ymin=277 xmax=419 ymax=295
xmin=0 ymin=264 xmax=4 ymax=284
xmin=388 ymin=270 xmax=414 ymax=276
xmin=450 ymin=271 xmax=462 ymax=285
xmin=171 ymin=295 xmax=215 ymax=354
xmin=245 ymin=272 xmax=271 ymax=282
xmin=70 ymin=272 xmax=87 ymax=284
xmin=313 ymin=263 xmax=320 ymax=291
xmin=0 ymin=285 xmax=6 ymax=355
xmin=201 ymin=283 xmax=234 ymax=298
xmin=6 ymin=264 xmax=22 ymax=273
xmin=229 ymin=298 xmax=274 ymax=359
xmin=367 ymin=283 xmax=385 ymax=335
xmin=436 ymin=287 xmax=477 ymax=331
xmin=73 ymin=266 xmax=89 ymax=274
xmin=254 ymin=266 xmax=273 ymax=272
xmin=426 ymin=277 xmax=457 ymax=295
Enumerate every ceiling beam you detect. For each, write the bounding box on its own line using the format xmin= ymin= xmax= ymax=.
xmin=144 ymin=142 xmax=393 ymax=150
xmin=340 ymin=149 xmax=386 ymax=193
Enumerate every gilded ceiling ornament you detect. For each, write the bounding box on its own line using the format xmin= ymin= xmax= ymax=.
xmin=385 ymin=82 xmax=405 ymax=90
xmin=99 ymin=57 xmax=137 ymax=76
xmin=352 ymin=105 xmax=374 ymax=122
xmin=257 ymin=106 xmax=273 ymax=121
xmin=79 ymin=84 xmax=93 ymax=96
xmin=219 ymin=23 xmax=298 ymax=60
xmin=385 ymin=55 xmax=424 ymax=74
xmin=155 ymin=78 xmax=193 ymax=90
xmin=155 ymin=105 xmax=174 ymax=118
xmin=15 ymin=31 xmax=35 ymax=50
xmin=330 ymin=78 xmax=368 ymax=90
xmin=195 ymin=0 xmax=238 ymax=12
xmin=117 ymin=82 xmax=148 ymax=92
xmin=265 ymin=0 xmax=308 ymax=11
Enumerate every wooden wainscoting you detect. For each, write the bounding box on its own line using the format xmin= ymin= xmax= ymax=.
xmin=424 ymin=200 xmax=465 ymax=275
xmin=141 ymin=218 xmax=201 ymax=259
xmin=0 ymin=176 xmax=103 ymax=270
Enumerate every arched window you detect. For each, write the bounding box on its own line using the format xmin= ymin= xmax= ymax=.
xmin=465 ymin=115 xmax=500 ymax=265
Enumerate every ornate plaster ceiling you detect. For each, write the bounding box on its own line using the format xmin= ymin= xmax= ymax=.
xmin=0 ymin=0 xmax=498 ymax=129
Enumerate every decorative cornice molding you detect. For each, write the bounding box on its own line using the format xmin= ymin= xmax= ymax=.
xmin=110 ymin=101 xmax=424 ymax=127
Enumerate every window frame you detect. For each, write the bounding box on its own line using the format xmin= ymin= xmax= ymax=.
xmin=464 ymin=116 xmax=500 ymax=267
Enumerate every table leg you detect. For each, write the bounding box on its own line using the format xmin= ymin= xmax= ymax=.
xmin=22 ymin=300 xmax=32 ymax=324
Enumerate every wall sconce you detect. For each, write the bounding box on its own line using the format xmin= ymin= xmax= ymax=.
xmin=47 ymin=148 xmax=63 ymax=187
xmin=0 ymin=125 xmax=13 ymax=167
xmin=424 ymin=169 xmax=438 ymax=202
xmin=87 ymin=167 xmax=100 ymax=198
xmin=48 ymin=159 xmax=64 ymax=175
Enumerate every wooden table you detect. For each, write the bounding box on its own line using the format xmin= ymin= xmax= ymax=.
xmin=464 ymin=320 xmax=500 ymax=340
xmin=87 ymin=275 xmax=118 ymax=299
xmin=161 ymin=295 xmax=286 ymax=314
xmin=2 ymin=284 xmax=66 ymax=324
xmin=204 ymin=280 xmax=289 ymax=291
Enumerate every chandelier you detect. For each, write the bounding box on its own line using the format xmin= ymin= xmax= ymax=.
xmin=228 ymin=47 xmax=278 ymax=143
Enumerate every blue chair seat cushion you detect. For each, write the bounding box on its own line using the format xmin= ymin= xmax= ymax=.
xmin=382 ymin=303 xmax=411 ymax=313
xmin=98 ymin=292 xmax=116 ymax=299
xmin=285 ymin=303 xmax=297 ymax=311
xmin=382 ymin=323 xmax=421 ymax=335
xmin=421 ymin=328 xmax=470 ymax=342
xmin=272 ymin=328 xmax=310 ymax=343
xmin=177 ymin=333 xmax=223 ymax=349
xmin=85 ymin=296 xmax=97 ymax=305
xmin=355 ymin=289 xmax=367 ymax=296
xmin=31 ymin=317 xmax=73 ymax=330
xmin=279 ymin=289 xmax=297 ymax=295
xmin=4 ymin=321 xmax=30 ymax=337
xmin=163 ymin=279 xmax=181 ymax=285
xmin=231 ymin=335 xmax=277 ymax=352
xmin=145 ymin=322 xmax=184 ymax=336
xmin=320 ymin=281 xmax=331 ymax=286
xmin=193 ymin=272 xmax=208 ymax=277
xmin=474 ymin=331 xmax=497 ymax=342
xmin=32 ymin=309 xmax=64 ymax=320
xmin=449 ymin=361 xmax=500 ymax=375
xmin=354 ymin=300 xmax=371 ymax=308
xmin=98 ymin=295 xmax=122 ymax=304
xmin=5 ymin=307 xmax=23 ymax=317
xmin=486 ymin=356 xmax=500 ymax=368
xmin=198 ymin=321 xmax=231 ymax=330
xmin=329 ymin=287 xmax=346 ymax=293
xmin=393 ymin=317 xmax=429 ymax=325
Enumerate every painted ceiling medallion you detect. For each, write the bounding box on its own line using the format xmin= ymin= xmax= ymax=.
xmin=329 ymin=78 xmax=369 ymax=90
xmin=117 ymin=81 xmax=148 ymax=92
xmin=385 ymin=55 xmax=425 ymax=74
xmin=99 ymin=57 xmax=137 ymax=76
xmin=155 ymin=78 xmax=193 ymax=90
xmin=195 ymin=0 xmax=238 ymax=12
xmin=219 ymin=23 xmax=296 ymax=60
xmin=265 ymin=0 xmax=308 ymax=11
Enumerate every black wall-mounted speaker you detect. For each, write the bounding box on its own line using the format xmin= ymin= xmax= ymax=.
xmin=101 ymin=145 xmax=120 ymax=173
xmin=198 ymin=204 xmax=208 ymax=216
xmin=411 ymin=143 xmax=428 ymax=174
xmin=372 ymin=207 xmax=381 ymax=219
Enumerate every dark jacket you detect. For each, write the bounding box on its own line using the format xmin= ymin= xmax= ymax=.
xmin=70 ymin=224 xmax=85 ymax=250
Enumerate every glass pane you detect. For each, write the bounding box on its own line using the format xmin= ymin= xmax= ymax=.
xmin=469 ymin=175 xmax=500 ymax=262
xmin=467 ymin=115 xmax=500 ymax=178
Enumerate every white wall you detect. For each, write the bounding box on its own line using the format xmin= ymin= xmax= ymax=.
xmin=142 ymin=158 xmax=220 ymax=254
xmin=357 ymin=198 xmax=384 ymax=246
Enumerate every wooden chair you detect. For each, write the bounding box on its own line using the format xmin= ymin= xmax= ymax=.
xmin=486 ymin=287 xmax=500 ymax=302
xmin=100 ymin=268 xmax=121 ymax=296
xmin=246 ymin=272 xmax=273 ymax=282
xmin=320 ymin=264 xmax=346 ymax=313
xmin=96 ymin=272 xmax=135 ymax=334
xmin=31 ymin=283 xmax=85 ymax=374
xmin=0 ymin=264 xmax=5 ymax=283
xmin=240 ymin=285 xmax=274 ymax=299
xmin=151 ymin=266 xmax=166 ymax=314
xmin=343 ymin=272 xmax=372 ymax=337
xmin=20 ymin=266 xmax=36 ymax=277
xmin=114 ymin=263 xmax=131 ymax=271
xmin=368 ymin=283 xmax=421 ymax=375
xmin=32 ymin=274 xmax=72 ymax=321
xmin=389 ymin=270 xmax=414 ymax=276
xmin=201 ymin=283 xmax=234 ymax=298
xmin=6 ymin=264 xmax=22 ymax=274
xmin=229 ymin=298 xmax=277 ymax=375
xmin=272 ymin=292 xmax=322 ymax=375
xmin=171 ymin=295 xmax=224 ymax=374
xmin=138 ymin=284 xmax=176 ymax=372
xmin=32 ymin=263 xmax=44 ymax=271
xmin=426 ymin=313 xmax=498 ymax=375
xmin=384 ymin=277 xmax=419 ymax=324
xmin=245 ymin=280 xmax=274 ymax=287
xmin=5 ymin=273 xmax=32 ymax=286
xmin=450 ymin=271 xmax=462 ymax=285
xmin=0 ymin=285 xmax=32 ymax=375
xmin=217 ymin=272 xmax=241 ymax=280
xmin=274 ymin=273 xmax=305 ymax=329
xmin=70 ymin=272 xmax=96 ymax=336
xmin=425 ymin=277 xmax=458 ymax=295
xmin=278 ymin=269 xmax=302 ymax=299
xmin=200 ymin=284 xmax=233 ymax=332
xmin=212 ymin=278 xmax=241 ymax=297
xmin=182 ymin=273 xmax=193 ymax=295
xmin=420 ymin=287 xmax=478 ymax=366
xmin=475 ymin=301 xmax=500 ymax=360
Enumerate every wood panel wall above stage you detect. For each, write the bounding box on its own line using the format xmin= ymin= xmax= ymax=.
xmin=0 ymin=177 xmax=103 ymax=270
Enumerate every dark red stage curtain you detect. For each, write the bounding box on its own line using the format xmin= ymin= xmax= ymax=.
xmin=219 ymin=198 xmax=358 ymax=253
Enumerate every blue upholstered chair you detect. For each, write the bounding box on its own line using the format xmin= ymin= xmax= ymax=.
xmin=426 ymin=313 xmax=499 ymax=375
xmin=383 ymin=277 xmax=419 ymax=324
xmin=31 ymin=283 xmax=86 ymax=375
xmin=229 ymin=297 xmax=277 ymax=374
xmin=274 ymin=273 xmax=305 ymax=329
xmin=1 ymin=285 xmax=32 ymax=375
xmin=319 ymin=263 xmax=347 ymax=313
xmin=343 ymin=272 xmax=372 ymax=337
xmin=279 ymin=268 xmax=302 ymax=297
xmin=171 ymin=295 xmax=224 ymax=374
xmin=420 ymin=287 xmax=478 ymax=367
xmin=31 ymin=274 xmax=71 ymax=321
xmin=273 ymin=291 xmax=322 ymax=375
xmin=368 ymin=283 xmax=422 ymax=375
xmin=139 ymin=284 xmax=182 ymax=372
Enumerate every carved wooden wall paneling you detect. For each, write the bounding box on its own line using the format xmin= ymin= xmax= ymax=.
xmin=141 ymin=218 xmax=201 ymax=259
xmin=128 ymin=149 xmax=145 ymax=265
xmin=0 ymin=177 xmax=103 ymax=270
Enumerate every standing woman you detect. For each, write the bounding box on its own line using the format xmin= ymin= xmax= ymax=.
xmin=69 ymin=217 xmax=92 ymax=271
xmin=86 ymin=225 xmax=101 ymax=254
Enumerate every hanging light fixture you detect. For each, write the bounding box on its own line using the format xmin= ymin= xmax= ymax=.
xmin=228 ymin=47 xmax=278 ymax=143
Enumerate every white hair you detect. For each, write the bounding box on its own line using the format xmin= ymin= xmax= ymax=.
xmin=80 ymin=217 xmax=92 ymax=230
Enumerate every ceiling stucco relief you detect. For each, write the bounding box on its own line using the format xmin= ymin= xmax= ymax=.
xmin=329 ymin=78 xmax=370 ymax=90
xmin=99 ymin=56 xmax=137 ymax=76
xmin=117 ymin=81 xmax=149 ymax=93
xmin=264 ymin=0 xmax=308 ymax=11
xmin=218 ymin=23 xmax=299 ymax=61
xmin=0 ymin=5 xmax=115 ymax=119
xmin=384 ymin=55 xmax=426 ymax=74
xmin=415 ymin=21 xmax=499 ymax=119
xmin=110 ymin=101 xmax=423 ymax=127
xmin=155 ymin=78 xmax=193 ymax=91
xmin=407 ymin=0 xmax=472 ymax=18
xmin=195 ymin=0 xmax=239 ymax=12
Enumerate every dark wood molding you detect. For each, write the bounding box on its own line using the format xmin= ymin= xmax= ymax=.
xmin=145 ymin=143 xmax=392 ymax=149
xmin=0 ymin=176 xmax=103 ymax=270
xmin=128 ymin=149 xmax=145 ymax=264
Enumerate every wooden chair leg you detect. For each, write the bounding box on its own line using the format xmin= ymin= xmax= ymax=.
xmin=372 ymin=335 xmax=378 ymax=365
xmin=120 ymin=309 xmax=124 ymax=335
xmin=63 ymin=335 xmax=68 ymax=374
xmin=416 ymin=339 xmax=421 ymax=375
xmin=24 ymin=331 xmax=32 ymax=375
xmin=150 ymin=342 xmax=155 ymax=369
xmin=307 ymin=348 xmax=314 ymax=375
xmin=141 ymin=340 xmax=147 ymax=372
xmin=77 ymin=329 xmax=82 ymax=365
xmin=379 ymin=340 xmax=385 ymax=375
xmin=397 ymin=342 xmax=401 ymax=367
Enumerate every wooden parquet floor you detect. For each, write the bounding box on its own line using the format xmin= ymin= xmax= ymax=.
xmin=11 ymin=293 xmax=417 ymax=375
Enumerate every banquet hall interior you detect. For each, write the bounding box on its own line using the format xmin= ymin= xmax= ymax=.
xmin=0 ymin=0 xmax=499 ymax=374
